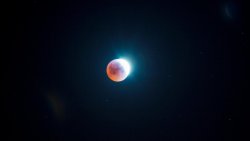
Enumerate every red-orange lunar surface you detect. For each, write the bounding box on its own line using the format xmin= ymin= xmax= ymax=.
xmin=106 ymin=59 xmax=130 ymax=82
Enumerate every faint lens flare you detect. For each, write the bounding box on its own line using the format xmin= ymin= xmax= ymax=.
xmin=47 ymin=91 xmax=65 ymax=120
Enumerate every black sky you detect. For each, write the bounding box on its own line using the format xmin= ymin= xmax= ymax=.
xmin=5 ymin=0 xmax=247 ymax=141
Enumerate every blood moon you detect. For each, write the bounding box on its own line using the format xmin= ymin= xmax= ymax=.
xmin=106 ymin=59 xmax=131 ymax=82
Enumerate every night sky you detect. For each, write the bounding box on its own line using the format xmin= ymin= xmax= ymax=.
xmin=6 ymin=0 xmax=247 ymax=141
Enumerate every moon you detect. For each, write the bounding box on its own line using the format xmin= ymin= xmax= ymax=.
xmin=106 ymin=58 xmax=131 ymax=82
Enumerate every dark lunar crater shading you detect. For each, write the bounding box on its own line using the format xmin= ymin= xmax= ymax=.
xmin=109 ymin=63 xmax=123 ymax=75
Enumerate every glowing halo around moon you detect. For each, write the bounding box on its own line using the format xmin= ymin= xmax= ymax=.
xmin=106 ymin=58 xmax=131 ymax=82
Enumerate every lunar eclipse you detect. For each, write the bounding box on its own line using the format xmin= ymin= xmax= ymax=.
xmin=106 ymin=58 xmax=131 ymax=82
xmin=7 ymin=1 xmax=245 ymax=141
